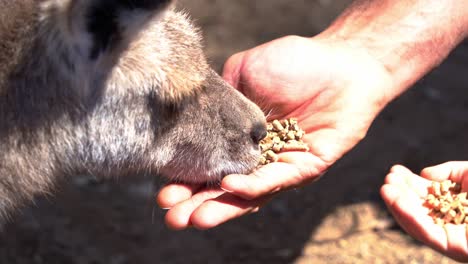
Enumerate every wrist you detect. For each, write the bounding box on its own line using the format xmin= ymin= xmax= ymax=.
xmin=317 ymin=0 xmax=468 ymax=102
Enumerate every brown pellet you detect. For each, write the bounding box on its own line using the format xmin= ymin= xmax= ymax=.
xmin=258 ymin=118 xmax=309 ymax=166
xmin=272 ymin=120 xmax=284 ymax=131
xmin=425 ymin=179 xmax=467 ymax=226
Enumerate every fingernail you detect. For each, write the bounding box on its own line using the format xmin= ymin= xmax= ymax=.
xmin=251 ymin=206 xmax=261 ymax=213
xmin=220 ymin=186 xmax=234 ymax=193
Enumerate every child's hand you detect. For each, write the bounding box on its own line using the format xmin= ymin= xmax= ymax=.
xmin=381 ymin=162 xmax=468 ymax=262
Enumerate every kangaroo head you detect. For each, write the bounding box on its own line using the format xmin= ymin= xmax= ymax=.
xmin=0 ymin=0 xmax=267 ymax=204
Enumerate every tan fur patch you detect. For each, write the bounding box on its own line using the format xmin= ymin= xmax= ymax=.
xmin=108 ymin=11 xmax=208 ymax=103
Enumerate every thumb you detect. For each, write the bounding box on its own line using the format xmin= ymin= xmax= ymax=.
xmin=420 ymin=161 xmax=468 ymax=191
xmin=222 ymin=52 xmax=245 ymax=89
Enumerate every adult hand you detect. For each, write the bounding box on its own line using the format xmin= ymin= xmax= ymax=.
xmin=157 ymin=35 xmax=394 ymax=230
xmin=381 ymin=162 xmax=468 ymax=262
xmin=156 ymin=0 xmax=468 ymax=231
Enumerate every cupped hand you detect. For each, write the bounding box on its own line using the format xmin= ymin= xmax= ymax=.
xmin=157 ymin=35 xmax=395 ymax=230
xmin=381 ymin=162 xmax=468 ymax=262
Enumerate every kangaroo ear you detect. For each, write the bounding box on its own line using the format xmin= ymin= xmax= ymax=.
xmin=87 ymin=0 xmax=174 ymax=59
xmin=54 ymin=0 xmax=174 ymax=59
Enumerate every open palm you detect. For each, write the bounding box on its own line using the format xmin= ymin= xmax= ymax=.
xmin=157 ymin=35 xmax=393 ymax=230
xmin=382 ymin=163 xmax=468 ymax=262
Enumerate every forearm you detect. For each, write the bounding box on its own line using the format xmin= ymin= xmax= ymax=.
xmin=319 ymin=0 xmax=468 ymax=102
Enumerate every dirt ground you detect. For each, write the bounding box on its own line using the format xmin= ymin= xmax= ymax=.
xmin=1 ymin=1 xmax=467 ymax=263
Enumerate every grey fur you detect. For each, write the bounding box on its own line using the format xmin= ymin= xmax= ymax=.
xmin=0 ymin=0 xmax=266 ymax=221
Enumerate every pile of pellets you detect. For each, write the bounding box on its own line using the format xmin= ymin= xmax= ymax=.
xmin=425 ymin=180 xmax=468 ymax=225
xmin=258 ymin=118 xmax=309 ymax=166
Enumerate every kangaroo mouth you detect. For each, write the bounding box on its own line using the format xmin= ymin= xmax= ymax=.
xmin=160 ymin=158 xmax=258 ymax=185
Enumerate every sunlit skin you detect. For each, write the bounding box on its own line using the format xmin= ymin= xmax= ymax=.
xmin=157 ymin=0 xmax=468 ymax=260
xmin=157 ymin=36 xmax=391 ymax=230
xmin=381 ymin=162 xmax=468 ymax=262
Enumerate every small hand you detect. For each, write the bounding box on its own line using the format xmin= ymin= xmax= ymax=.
xmin=381 ymin=162 xmax=468 ymax=262
xmin=158 ymin=35 xmax=393 ymax=230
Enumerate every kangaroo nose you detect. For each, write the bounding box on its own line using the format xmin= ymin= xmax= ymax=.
xmin=251 ymin=122 xmax=268 ymax=145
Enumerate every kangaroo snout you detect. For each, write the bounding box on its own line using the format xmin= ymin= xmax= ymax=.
xmin=251 ymin=122 xmax=268 ymax=145
xmin=157 ymin=70 xmax=266 ymax=184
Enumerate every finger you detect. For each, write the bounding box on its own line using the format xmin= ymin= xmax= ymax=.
xmin=385 ymin=164 xmax=413 ymax=186
xmin=156 ymin=184 xmax=202 ymax=209
xmin=444 ymin=224 xmax=468 ymax=262
xmin=420 ymin=161 xmax=468 ymax=191
xmin=222 ymin=52 xmax=244 ymax=89
xmin=385 ymin=165 xmax=432 ymax=198
xmin=190 ymin=193 xmax=274 ymax=230
xmin=381 ymin=184 xmax=424 ymax=239
xmin=221 ymin=152 xmax=327 ymax=200
xmin=420 ymin=161 xmax=468 ymax=182
xmin=389 ymin=164 xmax=414 ymax=175
xmin=164 ymin=188 xmax=225 ymax=230
xmin=381 ymin=184 xmax=447 ymax=251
